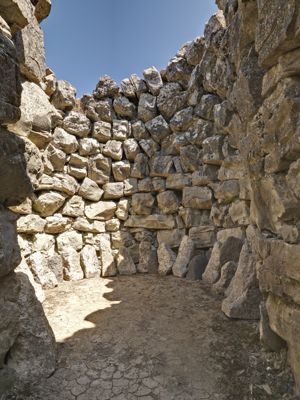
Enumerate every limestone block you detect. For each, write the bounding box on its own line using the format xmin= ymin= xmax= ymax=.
xmin=51 ymin=80 xmax=76 ymax=111
xmin=189 ymin=226 xmax=216 ymax=249
xmin=56 ymin=230 xmax=83 ymax=252
xmin=192 ymin=166 xmax=218 ymax=186
xmin=131 ymin=153 xmax=149 ymax=179
xmin=33 ymin=191 xmax=66 ymax=217
xmin=53 ymin=127 xmax=78 ymax=154
xmin=80 ymin=245 xmax=100 ymax=278
xmin=103 ymin=140 xmax=123 ymax=161
xmin=138 ymin=93 xmax=157 ymax=122
xmin=37 ymin=173 xmax=78 ymax=196
xmin=180 ymin=145 xmax=201 ymax=172
xmin=115 ymin=198 xmax=129 ymax=221
xmin=0 ymin=210 xmax=21 ymax=278
xmin=143 ymin=66 xmax=163 ymax=95
xmin=79 ymin=177 xmax=103 ymax=202
xmin=222 ymin=241 xmax=261 ymax=319
xmin=63 ymin=111 xmax=91 ymax=138
xmin=92 ymin=120 xmax=112 ymax=142
xmin=78 ymin=137 xmax=99 ymax=156
xmin=103 ymin=182 xmax=124 ymax=200
xmin=186 ymin=253 xmax=209 ymax=281
xmin=61 ymin=246 xmax=84 ymax=281
xmin=45 ymin=214 xmax=71 ymax=234
xmin=93 ymin=75 xmax=119 ymax=99
xmin=27 ymin=251 xmax=58 ymax=289
xmin=157 ymin=191 xmax=179 ymax=214
xmin=150 ymin=156 xmax=174 ymax=177
xmin=145 ymin=115 xmax=170 ymax=143
xmin=131 ymin=193 xmax=155 ymax=216
xmin=17 ymin=214 xmax=46 ymax=233
xmin=182 ymin=187 xmax=213 ymax=209
xmin=116 ymin=247 xmax=136 ymax=275
xmin=166 ymin=173 xmax=192 ymax=190
xmin=123 ymin=138 xmax=140 ymax=161
xmin=132 ymin=120 xmax=149 ymax=140
xmin=172 ymin=236 xmax=195 ymax=278
xmin=112 ymin=119 xmax=130 ymax=141
xmin=157 ymin=82 xmax=187 ymax=120
xmin=125 ymin=215 xmax=176 ymax=230
xmin=170 ymin=107 xmax=194 ymax=132
xmin=113 ymin=95 xmax=136 ymax=119
xmin=203 ymin=136 xmax=224 ymax=166
xmin=62 ymin=195 xmax=84 ymax=218
xmin=85 ymin=201 xmax=117 ymax=221
xmin=138 ymin=241 xmax=158 ymax=274
xmin=98 ymin=234 xmax=117 ymax=277
xmin=158 ymin=243 xmax=177 ymax=275
xmin=112 ymin=160 xmax=131 ymax=182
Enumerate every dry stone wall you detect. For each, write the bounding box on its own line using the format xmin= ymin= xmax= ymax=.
xmin=1 ymin=0 xmax=300 ymax=394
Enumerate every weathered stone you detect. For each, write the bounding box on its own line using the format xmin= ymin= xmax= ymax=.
xmin=32 ymin=233 xmax=55 ymax=254
xmin=103 ymin=182 xmax=124 ymax=200
xmin=131 ymin=193 xmax=155 ymax=216
xmin=113 ymin=95 xmax=136 ymax=119
xmin=124 ymin=138 xmax=140 ymax=161
xmin=203 ymin=136 xmax=224 ymax=166
xmin=138 ymin=93 xmax=157 ymax=122
xmin=229 ymin=200 xmax=250 ymax=226
xmin=61 ymin=246 xmax=84 ymax=281
xmin=9 ymin=82 xmax=61 ymax=136
xmin=180 ymin=145 xmax=201 ymax=173
xmin=63 ymin=111 xmax=91 ymax=138
xmin=130 ymin=74 xmax=147 ymax=98
xmin=131 ymin=153 xmax=149 ymax=179
xmin=105 ymin=218 xmax=120 ymax=232
xmin=0 ymin=272 xmax=56 ymax=384
xmin=139 ymin=138 xmax=160 ymax=158
xmin=182 ymin=187 xmax=212 ymax=209
xmin=27 ymin=252 xmax=58 ymax=289
xmin=17 ymin=214 xmax=46 ymax=233
xmin=117 ymin=247 xmax=136 ymax=275
xmin=213 ymin=261 xmax=237 ymax=293
xmin=123 ymin=178 xmax=138 ymax=196
xmin=51 ymin=80 xmax=76 ymax=111
xmin=138 ymin=241 xmax=158 ymax=274
xmin=88 ymin=154 xmax=111 ymax=185
xmin=132 ymin=120 xmax=149 ymax=140
xmin=53 ymin=127 xmax=78 ymax=154
xmin=62 ymin=195 xmax=84 ymax=217
xmin=85 ymin=201 xmax=117 ymax=221
xmin=103 ymin=140 xmax=123 ymax=161
xmin=115 ymin=198 xmax=129 ymax=221
xmin=37 ymin=173 xmax=78 ymax=196
xmin=92 ymin=120 xmax=111 ymax=143
xmin=98 ymin=234 xmax=116 ymax=277
xmin=189 ymin=226 xmax=216 ymax=249
xmin=13 ymin=9 xmax=46 ymax=83
xmin=143 ymin=66 xmax=163 ymax=95
xmin=166 ymin=173 xmax=191 ymax=190
xmin=0 ymin=210 xmax=21 ymax=278
xmin=145 ymin=115 xmax=170 ymax=143
xmin=157 ymin=83 xmax=187 ymax=120
xmin=157 ymin=191 xmax=179 ymax=214
xmin=80 ymin=245 xmax=100 ymax=278
xmin=67 ymin=164 xmax=87 ymax=180
xmin=213 ymin=180 xmax=240 ymax=203
xmin=9 ymin=198 xmax=32 ymax=215
xmin=222 ymin=241 xmax=261 ymax=320
xmin=150 ymin=156 xmax=174 ymax=177
xmin=125 ymin=215 xmax=175 ymax=230
xmin=192 ymin=165 xmax=218 ymax=186
xmin=170 ymin=107 xmax=194 ymax=132
xmin=165 ymin=56 xmax=193 ymax=89
xmin=45 ymin=214 xmax=70 ymax=234
xmin=93 ymin=75 xmax=119 ymax=99
xmin=44 ymin=144 xmax=66 ymax=172
xmin=33 ymin=191 xmax=66 ymax=217
xmin=157 ymin=229 xmax=185 ymax=248
xmin=94 ymin=98 xmax=114 ymax=122
xmin=112 ymin=119 xmax=130 ymax=141
xmin=157 ymin=243 xmax=177 ymax=276
xmin=186 ymin=253 xmax=209 ymax=281
xmin=78 ymin=137 xmax=99 ymax=156
xmin=78 ymin=177 xmax=103 ymax=202
xmin=173 ymin=236 xmax=195 ymax=278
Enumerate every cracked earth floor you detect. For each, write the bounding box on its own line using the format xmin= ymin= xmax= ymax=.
xmin=17 ymin=275 xmax=297 ymax=400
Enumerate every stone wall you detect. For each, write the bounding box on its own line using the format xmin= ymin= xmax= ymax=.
xmin=1 ymin=0 xmax=300 ymax=394
xmin=0 ymin=0 xmax=55 ymax=396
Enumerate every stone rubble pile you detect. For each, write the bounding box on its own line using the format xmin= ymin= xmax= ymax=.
xmin=1 ymin=0 xmax=300 ymax=394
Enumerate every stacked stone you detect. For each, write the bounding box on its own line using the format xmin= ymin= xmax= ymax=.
xmin=0 ymin=0 xmax=56 ymax=395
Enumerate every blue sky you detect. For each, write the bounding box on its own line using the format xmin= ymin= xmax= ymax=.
xmin=42 ymin=1 xmax=217 ymax=97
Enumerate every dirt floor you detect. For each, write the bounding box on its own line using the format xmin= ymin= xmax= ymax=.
xmin=12 ymin=275 xmax=298 ymax=400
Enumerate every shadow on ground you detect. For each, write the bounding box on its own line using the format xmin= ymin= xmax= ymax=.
xmin=13 ymin=275 xmax=298 ymax=400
